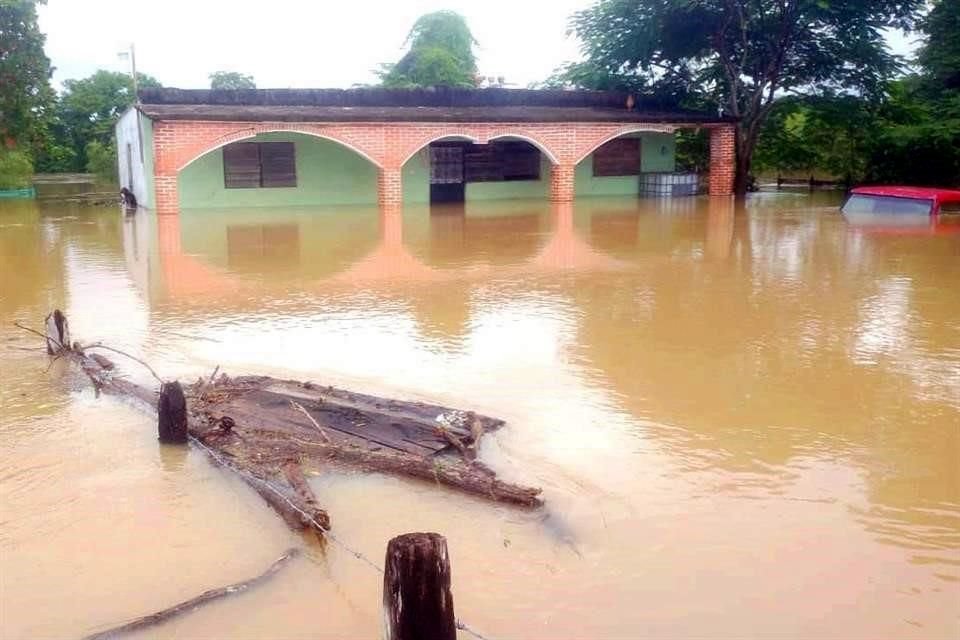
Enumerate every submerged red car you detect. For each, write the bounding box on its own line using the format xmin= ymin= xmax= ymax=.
xmin=841 ymin=186 xmax=960 ymax=216
xmin=841 ymin=186 xmax=960 ymax=235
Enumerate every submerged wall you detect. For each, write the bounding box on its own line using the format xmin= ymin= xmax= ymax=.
xmin=178 ymin=132 xmax=378 ymax=208
xmin=115 ymin=109 xmax=153 ymax=207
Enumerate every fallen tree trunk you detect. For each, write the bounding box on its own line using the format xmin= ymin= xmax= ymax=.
xmin=81 ymin=548 xmax=299 ymax=640
xmin=17 ymin=310 xmax=543 ymax=538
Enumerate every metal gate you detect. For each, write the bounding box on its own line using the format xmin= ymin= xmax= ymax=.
xmin=429 ymin=144 xmax=465 ymax=203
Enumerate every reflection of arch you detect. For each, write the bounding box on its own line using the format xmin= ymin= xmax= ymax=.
xmin=400 ymin=133 xmax=480 ymax=166
xmin=573 ymin=124 xmax=676 ymax=165
xmin=487 ymin=134 xmax=560 ymax=165
xmin=174 ymin=125 xmax=384 ymax=172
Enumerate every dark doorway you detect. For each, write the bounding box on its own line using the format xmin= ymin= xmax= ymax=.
xmin=429 ymin=143 xmax=465 ymax=203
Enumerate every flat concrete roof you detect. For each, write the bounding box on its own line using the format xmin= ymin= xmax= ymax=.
xmin=139 ymin=104 xmax=731 ymax=124
xmin=138 ymin=88 xmax=735 ymax=124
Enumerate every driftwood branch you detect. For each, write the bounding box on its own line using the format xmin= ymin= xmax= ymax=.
xmin=289 ymin=400 xmax=332 ymax=443
xmin=81 ymin=548 xmax=300 ymax=640
xmin=81 ymin=342 xmax=164 ymax=384
xmin=24 ymin=309 xmax=543 ymax=545
xmin=13 ymin=321 xmax=62 ymax=350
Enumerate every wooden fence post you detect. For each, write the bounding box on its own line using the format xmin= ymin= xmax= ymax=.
xmin=44 ymin=309 xmax=70 ymax=354
xmin=383 ymin=532 xmax=456 ymax=640
xmin=158 ymin=381 xmax=187 ymax=444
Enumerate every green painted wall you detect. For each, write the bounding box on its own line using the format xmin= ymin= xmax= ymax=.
xmin=466 ymin=156 xmax=550 ymax=200
xmin=403 ymin=149 xmax=430 ymax=204
xmin=178 ymin=132 xmax=378 ymax=208
xmin=575 ymin=132 xmax=676 ymax=197
xmin=641 ymin=132 xmax=676 ymax=172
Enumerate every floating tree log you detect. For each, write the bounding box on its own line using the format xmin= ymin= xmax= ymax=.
xmin=19 ymin=312 xmax=543 ymax=540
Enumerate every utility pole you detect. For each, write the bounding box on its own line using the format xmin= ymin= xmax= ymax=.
xmin=119 ymin=43 xmax=144 ymax=165
xmin=129 ymin=43 xmax=139 ymax=104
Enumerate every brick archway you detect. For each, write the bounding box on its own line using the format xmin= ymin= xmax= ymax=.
xmin=153 ymin=121 xmax=391 ymax=215
xmin=155 ymin=122 xmax=387 ymax=175
xmin=572 ymin=124 xmax=676 ymax=165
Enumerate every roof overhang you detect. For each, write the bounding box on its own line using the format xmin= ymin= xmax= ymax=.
xmin=137 ymin=88 xmax=737 ymax=126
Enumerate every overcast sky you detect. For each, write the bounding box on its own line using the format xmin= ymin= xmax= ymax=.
xmin=37 ymin=0 xmax=919 ymax=91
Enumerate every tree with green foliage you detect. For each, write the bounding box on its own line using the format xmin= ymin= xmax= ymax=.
xmin=0 ymin=0 xmax=54 ymax=144
xmin=560 ymin=0 xmax=924 ymax=196
xmin=57 ymin=69 xmax=160 ymax=171
xmin=0 ymin=0 xmax=56 ymax=185
xmin=379 ymin=11 xmax=477 ymax=88
xmin=209 ymin=71 xmax=256 ymax=90
xmin=0 ymin=148 xmax=33 ymax=189
xmin=862 ymin=1 xmax=960 ymax=186
xmin=865 ymin=80 xmax=960 ymax=186
xmin=754 ymin=95 xmax=872 ymax=185
xmin=918 ymin=0 xmax=960 ymax=91
xmin=84 ymin=139 xmax=115 ymax=180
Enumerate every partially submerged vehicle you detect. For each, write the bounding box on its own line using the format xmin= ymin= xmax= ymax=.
xmin=841 ymin=186 xmax=960 ymax=235
xmin=842 ymin=186 xmax=960 ymax=216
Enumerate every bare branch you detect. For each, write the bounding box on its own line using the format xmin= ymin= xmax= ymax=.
xmin=81 ymin=549 xmax=300 ymax=640
xmin=13 ymin=321 xmax=62 ymax=350
xmin=81 ymin=343 xmax=164 ymax=384
xmin=289 ymin=400 xmax=332 ymax=443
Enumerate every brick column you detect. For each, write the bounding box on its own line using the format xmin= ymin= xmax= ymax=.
xmin=154 ymin=174 xmax=179 ymax=216
xmin=709 ymin=125 xmax=736 ymax=196
xmin=378 ymin=166 xmax=403 ymax=208
xmin=549 ymin=164 xmax=575 ymax=202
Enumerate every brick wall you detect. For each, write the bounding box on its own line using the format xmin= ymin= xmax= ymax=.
xmin=151 ymin=120 xmax=734 ymax=214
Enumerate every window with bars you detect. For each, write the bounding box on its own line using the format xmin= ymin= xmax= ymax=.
xmin=592 ymin=137 xmax=641 ymax=177
xmin=223 ymin=142 xmax=297 ymax=188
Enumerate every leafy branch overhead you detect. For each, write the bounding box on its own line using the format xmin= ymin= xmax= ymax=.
xmin=561 ymin=0 xmax=926 ymax=194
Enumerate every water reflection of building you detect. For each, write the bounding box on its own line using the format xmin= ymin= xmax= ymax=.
xmin=113 ymin=194 xmax=960 ymax=556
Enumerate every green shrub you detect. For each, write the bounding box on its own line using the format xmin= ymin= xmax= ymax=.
xmin=0 ymin=149 xmax=34 ymax=190
xmin=85 ymin=140 xmax=117 ymax=181
xmin=34 ymin=143 xmax=78 ymax=174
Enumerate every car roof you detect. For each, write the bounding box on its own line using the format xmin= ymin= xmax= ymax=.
xmin=850 ymin=186 xmax=960 ymax=204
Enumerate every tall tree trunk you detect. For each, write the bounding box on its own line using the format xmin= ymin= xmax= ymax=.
xmin=734 ymin=122 xmax=758 ymax=199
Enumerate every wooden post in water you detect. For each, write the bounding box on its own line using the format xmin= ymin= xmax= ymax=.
xmin=44 ymin=309 xmax=70 ymax=354
xmin=383 ymin=532 xmax=456 ymax=640
xmin=157 ymin=381 xmax=187 ymax=444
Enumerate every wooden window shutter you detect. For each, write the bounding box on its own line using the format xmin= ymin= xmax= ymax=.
xmin=497 ymin=141 xmax=540 ymax=181
xmin=259 ymin=142 xmax=297 ymax=187
xmin=593 ymin=137 xmax=642 ymax=177
xmin=463 ymin=142 xmax=541 ymax=183
xmin=223 ymin=142 xmax=261 ymax=188
xmin=464 ymin=144 xmax=501 ymax=182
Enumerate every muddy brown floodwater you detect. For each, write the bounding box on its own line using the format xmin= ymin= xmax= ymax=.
xmin=1 ymin=193 xmax=958 ymax=639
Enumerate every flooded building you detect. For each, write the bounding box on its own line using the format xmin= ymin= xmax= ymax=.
xmin=116 ymin=88 xmax=736 ymax=215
